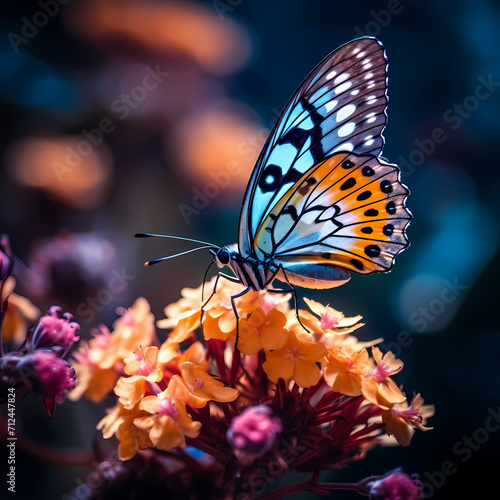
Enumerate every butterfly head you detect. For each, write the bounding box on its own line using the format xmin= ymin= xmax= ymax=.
xmin=209 ymin=245 xmax=235 ymax=270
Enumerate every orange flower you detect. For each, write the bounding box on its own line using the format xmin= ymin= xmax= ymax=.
xmin=202 ymin=279 xmax=260 ymax=343
xmin=134 ymin=376 xmax=202 ymax=451
xmin=70 ymin=297 xmax=156 ymax=402
xmin=382 ymin=393 xmax=435 ymax=446
xmin=97 ymin=402 xmax=152 ymax=460
xmin=237 ymin=307 xmax=289 ymax=355
xmin=322 ymin=346 xmax=372 ymax=396
xmin=361 ymin=347 xmax=406 ymax=410
xmin=1 ymin=277 xmax=40 ymax=345
xmin=295 ymin=298 xmax=364 ymax=345
xmin=179 ymin=361 xmax=239 ymax=404
xmin=263 ymin=330 xmax=327 ymax=388
xmin=156 ymin=281 xmax=205 ymax=342
xmin=115 ymin=346 xmax=164 ymax=410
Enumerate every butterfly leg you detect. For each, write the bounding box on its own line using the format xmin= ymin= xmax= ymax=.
xmin=200 ymin=272 xmax=243 ymax=334
xmin=272 ymin=266 xmax=311 ymax=334
xmin=231 ymin=286 xmax=252 ymax=351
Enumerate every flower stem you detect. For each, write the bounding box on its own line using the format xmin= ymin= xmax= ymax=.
xmin=257 ymin=480 xmax=359 ymax=499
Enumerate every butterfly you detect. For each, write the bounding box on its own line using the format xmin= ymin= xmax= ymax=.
xmin=137 ymin=37 xmax=411 ymax=332
xmin=208 ymin=37 xmax=410 ymax=293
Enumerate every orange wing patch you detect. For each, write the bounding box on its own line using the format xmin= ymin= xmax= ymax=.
xmin=253 ymin=152 xmax=411 ymax=274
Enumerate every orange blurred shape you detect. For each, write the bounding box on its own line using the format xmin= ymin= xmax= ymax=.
xmin=65 ymin=0 xmax=253 ymax=75
xmin=1 ymin=277 xmax=40 ymax=346
xmin=6 ymin=136 xmax=113 ymax=209
xmin=174 ymin=101 xmax=267 ymax=194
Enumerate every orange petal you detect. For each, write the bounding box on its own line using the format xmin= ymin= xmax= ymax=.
xmin=263 ymin=351 xmax=294 ymax=383
xmin=293 ymin=358 xmax=321 ymax=388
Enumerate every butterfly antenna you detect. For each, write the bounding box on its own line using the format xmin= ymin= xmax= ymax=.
xmin=135 ymin=232 xmax=217 ymax=248
xmin=144 ymin=246 xmax=214 ymax=267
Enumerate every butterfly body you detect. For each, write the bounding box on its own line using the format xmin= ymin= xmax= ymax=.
xmin=210 ymin=243 xmax=350 ymax=292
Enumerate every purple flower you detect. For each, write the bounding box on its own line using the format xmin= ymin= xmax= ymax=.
xmin=358 ymin=469 xmax=424 ymax=500
xmin=227 ymin=405 xmax=283 ymax=465
xmin=30 ymin=306 xmax=80 ymax=354
xmin=0 ymin=234 xmax=13 ymax=281
xmin=20 ymin=350 xmax=76 ymax=417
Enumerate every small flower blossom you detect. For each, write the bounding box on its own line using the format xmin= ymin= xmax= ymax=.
xmin=70 ymin=297 xmax=155 ymax=402
xmin=263 ymin=330 xmax=327 ymax=388
xmin=115 ymin=346 xmax=164 ymax=410
xmin=97 ymin=403 xmax=152 ymax=461
xmin=323 ymin=346 xmax=372 ymax=396
xmin=31 ymin=306 xmax=80 ymax=353
xmin=226 ymin=405 xmax=283 ymax=464
xmin=382 ymin=394 xmax=435 ymax=446
xmin=357 ymin=469 xmax=424 ymax=499
xmin=20 ymin=350 xmax=76 ymax=417
xmin=237 ymin=307 xmax=289 ymax=355
xmin=179 ymin=361 xmax=239 ymax=404
xmin=134 ymin=376 xmax=202 ymax=452
xmin=297 ymin=298 xmax=364 ymax=344
xmin=361 ymin=347 xmax=406 ymax=410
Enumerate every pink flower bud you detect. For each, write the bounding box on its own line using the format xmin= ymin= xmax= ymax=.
xmin=31 ymin=306 xmax=80 ymax=353
xmin=358 ymin=469 xmax=423 ymax=500
xmin=21 ymin=350 xmax=76 ymax=411
xmin=227 ymin=405 xmax=282 ymax=465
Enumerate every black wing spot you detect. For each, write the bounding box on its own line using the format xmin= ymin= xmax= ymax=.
xmin=322 ymin=253 xmax=331 ymax=259
xmin=364 ymin=245 xmax=381 ymax=258
xmin=350 ymin=259 xmax=364 ymax=270
xmin=357 ymin=190 xmax=372 ymax=201
xmin=342 ymin=160 xmax=354 ymax=169
xmin=282 ymin=205 xmax=299 ymax=222
xmin=380 ymin=179 xmax=393 ymax=194
xmin=340 ymin=178 xmax=356 ymax=191
xmin=383 ymin=223 xmax=394 ymax=236
xmin=306 ymin=177 xmax=317 ymax=184
xmin=362 ymin=166 xmax=375 ymax=177
xmin=361 ymin=226 xmax=373 ymax=234
xmin=259 ymin=165 xmax=282 ymax=193
xmin=282 ymin=166 xmax=302 ymax=185
xmin=265 ymin=226 xmax=272 ymax=233
xmin=364 ymin=208 xmax=379 ymax=217
xmin=386 ymin=201 xmax=396 ymax=215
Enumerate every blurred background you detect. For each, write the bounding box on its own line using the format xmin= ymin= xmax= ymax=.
xmin=1 ymin=0 xmax=499 ymax=498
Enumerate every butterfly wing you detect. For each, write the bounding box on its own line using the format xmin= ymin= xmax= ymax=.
xmin=254 ymin=152 xmax=411 ymax=275
xmin=239 ymin=36 xmax=391 ymax=257
xmin=238 ymin=37 xmax=411 ymax=279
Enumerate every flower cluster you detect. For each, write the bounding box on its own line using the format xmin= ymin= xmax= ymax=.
xmin=0 ymin=235 xmax=80 ymax=417
xmin=71 ymin=276 xmax=434 ymax=498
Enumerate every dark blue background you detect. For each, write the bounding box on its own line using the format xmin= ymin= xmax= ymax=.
xmin=1 ymin=0 xmax=499 ymax=498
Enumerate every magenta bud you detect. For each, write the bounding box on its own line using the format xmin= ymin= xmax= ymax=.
xmin=358 ymin=469 xmax=424 ymax=500
xmin=227 ymin=405 xmax=283 ymax=465
xmin=21 ymin=350 xmax=76 ymax=410
xmin=31 ymin=306 xmax=80 ymax=353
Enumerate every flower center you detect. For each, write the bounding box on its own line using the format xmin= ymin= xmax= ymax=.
xmin=156 ymin=399 xmax=179 ymax=420
xmin=367 ymin=362 xmax=393 ymax=381
xmin=286 ymin=345 xmax=300 ymax=361
xmin=320 ymin=312 xmax=338 ymax=331
xmin=393 ymin=406 xmax=422 ymax=424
